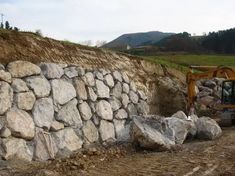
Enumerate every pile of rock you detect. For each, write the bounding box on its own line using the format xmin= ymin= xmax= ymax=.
xmin=130 ymin=111 xmax=222 ymax=151
xmin=195 ymin=78 xmax=225 ymax=113
xmin=0 ymin=60 xmax=149 ymax=161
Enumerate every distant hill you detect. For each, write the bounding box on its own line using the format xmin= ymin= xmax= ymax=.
xmin=102 ymin=31 xmax=174 ymax=50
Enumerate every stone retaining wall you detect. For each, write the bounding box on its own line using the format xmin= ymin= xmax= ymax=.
xmin=0 ymin=60 xmax=149 ymax=161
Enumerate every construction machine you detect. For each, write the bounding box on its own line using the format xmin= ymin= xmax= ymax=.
xmin=187 ymin=65 xmax=235 ymax=126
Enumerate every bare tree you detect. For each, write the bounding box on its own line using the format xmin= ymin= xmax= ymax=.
xmin=79 ymin=40 xmax=93 ymax=46
xmin=95 ymin=40 xmax=107 ymax=47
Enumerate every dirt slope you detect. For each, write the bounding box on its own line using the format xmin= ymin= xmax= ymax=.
xmin=0 ymin=30 xmax=186 ymax=115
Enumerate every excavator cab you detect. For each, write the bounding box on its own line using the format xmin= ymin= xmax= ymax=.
xmin=221 ymin=80 xmax=235 ymax=106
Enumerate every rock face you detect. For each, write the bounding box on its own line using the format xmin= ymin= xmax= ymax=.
xmin=1 ymin=138 xmax=33 ymax=161
xmin=26 ymin=76 xmax=51 ymax=98
xmin=6 ymin=109 xmax=35 ymax=140
xmin=7 ymin=61 xmax=41 ymax=78
xmin=196 ymin=117 xmax=222 ymax=140
xmin=53 ymin=128 xmax=83 ymax=152
xmin=16 ymin=91 xmax=36 ymax=110
xmin=33 ymin=98 xmax=54 ymax=129
xmin=99 ymin=120 xmax=115 ymax=141
xmin=40 ymin=63 xmax=64 ymax=79
xmin=0 ymin=61 xmax=149 ymax=161
xmin=51 ymin=79 xmax=76 ymax=105
xmin=130 ymin=116 xmax=174 ymax=151
xmin=57 ymin=99 xmax=82 ymax=128
xmin=0 ymin=82 xmax=13 ymax=115
xmin=96 ymin=100 xmax=113 ymax=120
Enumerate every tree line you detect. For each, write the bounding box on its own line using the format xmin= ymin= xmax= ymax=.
xmin=155 ymin=28 xmax=235 ymax=54
xmin=0 ymin=20 xmax=19 ymax=31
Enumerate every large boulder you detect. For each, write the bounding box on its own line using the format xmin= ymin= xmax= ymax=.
xmin=15 ymin=91 xmax=36 ymax=110
xmin=99 ymin=120 xmax=115 ymax=141
xmin=7 ymin=61 xmax=41 ymax=78
xmin=34 ymin=128 xmax=58 ymax=161
xmin=111 ymin=82 xmax=122 ymax=99
xmin=40 ymin=63 xmax=64 ymax=79
xmin=96 ymin=100 xmax=113 ymax=120
xmin=109 ymin=97 xmax=122 ymax=111
xmin=25 ymin=76 xmax=51 ymax=98
xmin=121 ymin=93 xmax=129 ymax=108
xmin=32 ymin=98 xmax=54 ymax=129
xmin=113 ymin=119 xmax=130 ymax=142
xmin=82 ymin=72 xmax=95 ymax=87
xmin=0 ymin=82 xmax=13 ymax=115
xmin=6 ymin=109 xmax=35 ymax=140
xmin=96 ymin=80 xmax=110 ymax=98
xmin=74 ymin=79 xmax=87 ymax=100
xmin=104 ymin=74 xmax=114 ymax=88
xmin=78 ymin=102 xmax=92 ymax=121
xmin=53 ymin=128 xmax=83 ymax=153
xmin=64 ymin=67 xmax=78 ymax=78
xmin=82 ymin=120 xmax=99 ymax=144
xmin=196 ymin=117 xmax=222 ymax=140
xmin=51 ymin=79 xmax=76 ymax=105
xmin=130 ymin=116 xmax=174 ymax=151
xmin=1 ymin=138 xmax=33 ymax=161
xmin=57 ymin=99 xmax=83 ymax=128
xmin=112 ymin=71 xmax=123 ymax=82
xmin=129 ymin=91 xmax=139 ymax=104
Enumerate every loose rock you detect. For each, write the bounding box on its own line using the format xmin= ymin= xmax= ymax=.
xmin=82 ymin=72 xmax=95 ymax=87
xmin=0 ymin=82 xmax=13 ymax=115
xmin=11 ymin=79 xmax=29 ymax=93
xmin=115 ymin=109 xmax=128 ymax=120
xmin=40 ymin=63 xmax=64 ymax=79
xmin=96 ymin=80 xmax=110 ymax=98
xmin=78 ymin=102 xmax=92 ymax=121
xmin=64 ymin=67 xmax=78 ymax=78
xmin=104 ymin=74 xmax=114 ymax=88
xmin=109 ymin=97 xmax=122 ymax=111
xmin=111 ymin=82 xmax=122 ymax=99
xmin=0 ymin=70 xmax=12 ymax=83
xmin=99 ymin=120 xmax=115 ymax=141
xmin=82 ymin=120 xmax=99 ymax=144
xmin=16 ymin=91 xmax=36 ymax=110
xmin=74 ymin=79 xmax=87 ymax=100
xmin=129 ymin=91 xmax=139 ymax=104
xmin=96 ymin=100 xmax=113 ymax=120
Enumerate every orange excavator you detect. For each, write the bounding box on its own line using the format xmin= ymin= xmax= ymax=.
xmin=187 ymin=65 xmax=235 ymax=126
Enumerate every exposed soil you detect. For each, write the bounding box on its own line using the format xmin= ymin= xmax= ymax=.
xmin=0 ymin=127 xmax=234 ymax=176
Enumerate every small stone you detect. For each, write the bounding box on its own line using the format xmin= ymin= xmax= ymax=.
xmin=112 ymin=71 xmax=123 ymax=82
xmin=64 ymin=67 xmax=78 ymax=78
xmin=104 ymin=74 xmax=114 ymax=88
xmin=32 ymin=98 xmax=54 ymax=129
xmin=1 ymin=138 xmax=33 ymax=161
xmin=99 ymin=120 xmax=115 ymax=141
xmin=7 ymin=60 xmax=41 ymax=78
xmin=137 ymin=100 xmax=149 ymax=115
xmin=0 ymin=70 xmax=12 ymax=83
xmin=123 ymin=83 xmax=130 ymax=94
xmin=130 ymin=81 xmax=137 ymax=92
xmin=78 ymin=102 xmax=92 ymax=121
xmin=115 ymin=109 xmax=128 ymax=120
xmin=74 ymin=79 xmax=87 ymax=100
xmin=94 ymin=71 xmax=104 ymax=80
xmin=129 ymin=91 xmax=139 ymax=104
xmin=0 ymin=82 xmax=13 ymax=115
xmin=11 ymin=79 xmax=29 ymax=93
xmin=82 ymin=120 xmax=99 ymax=144
xmin=77 ymin=67 xmax=85 ymax=76
xmin=51 ymin=121 xmax=64 ymax=132
xmin=127 ymin=103 xmax=138 ymax=116
xmin=109 ymin=97 xmax=122 ymax=111
xmin=6 ymin=109 xmax=35 ymax=140
xmin=51 ymin=79 xmax=76 ymax=105
xmin=25 ymin=76 xmax=51 ymax=98
xmin=138 ymin=90 xmax=147 ymax=100
xmin=0 ymin=127 xmax=11 ymax=138
xmin=40 ymin=63 xmax=64 ymax=79
xmin=82 ymin=72 xmax=95 ymax=87
xmin=121 ymin=94 xmax=129 ymax=108
xmin=122 ymin=72 xmax=130 ymax=83
xmin=96 ymin=100 xmax=113 ymax=120
xmin=57 ymin=99 xmax=83 ymax=128
xmin=96 ymin=80 xmax=110 ymax=98
xmin=15 ymin=91 xmax=36 ymax=110
xmin=111 ymin=82 xmax=122 ymax=99
xmin=92 ymin=115 xmax=100 ymax=126
xmin=87 ymin=87 xmax=97 ymax=101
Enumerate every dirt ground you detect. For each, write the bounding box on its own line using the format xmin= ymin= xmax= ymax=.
xmin=0 ymin=127 xmax=234 ymax=176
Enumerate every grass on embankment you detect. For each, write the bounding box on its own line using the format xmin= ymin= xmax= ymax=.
xmin=143 ymin=55 xmax=235 ymax=73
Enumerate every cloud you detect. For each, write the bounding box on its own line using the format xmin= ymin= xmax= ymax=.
xmin=0 ymin=0 xmax=234 ymax=42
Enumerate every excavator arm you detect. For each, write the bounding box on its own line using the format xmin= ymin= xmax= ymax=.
xmin=187 ymin=66 xmax=235 ymax=114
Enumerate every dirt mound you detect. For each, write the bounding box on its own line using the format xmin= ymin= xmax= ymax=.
xmin=0 ymin=30 xmax=186 ymax=116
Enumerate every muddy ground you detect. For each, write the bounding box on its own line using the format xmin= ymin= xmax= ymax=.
xmin=0 ymin=127 xmax=234 ymax=176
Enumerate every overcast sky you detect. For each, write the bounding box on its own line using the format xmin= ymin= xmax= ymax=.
xmin=0 ymin=0 xmax=234 ymax=44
